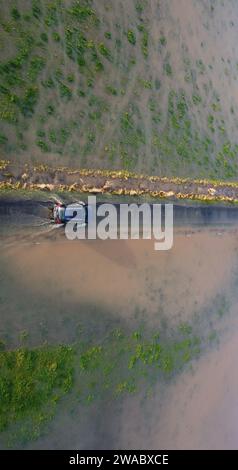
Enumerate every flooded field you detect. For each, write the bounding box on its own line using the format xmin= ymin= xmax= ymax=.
xmin=1 ymin=0 xmax=238 ymax=179
xmin=1 ymin=0 xmax=238 ymax=454
xmin=0 ymin=197 xmax=238 ymax=449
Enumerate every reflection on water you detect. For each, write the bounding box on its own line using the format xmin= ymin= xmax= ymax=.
xmin=1 ymin=202 xmax=238 ymax=449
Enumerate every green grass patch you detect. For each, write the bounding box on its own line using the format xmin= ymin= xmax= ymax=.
xmin=127 ymin=30 xmax=136 ymax=45
xmin=163 ymin=61 xmax=172 ymax=77
xmin=98 ymin=43 xmax=112 ymax=61
xmin=58 ymin=82 xmax=72 ymax=100
xmin=159 ymin=36 xmax=167 ymax=46
xmin=0 ymin=345 xmax=74 ymax=436
xmin=0 ymin=320 xmax=204 ymax=444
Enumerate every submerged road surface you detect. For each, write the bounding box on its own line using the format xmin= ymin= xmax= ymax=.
xmin=0 ymin=198 xmax=238 ymax=228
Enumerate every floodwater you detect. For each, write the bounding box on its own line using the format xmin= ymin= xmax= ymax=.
xmin=3 ymin=0 xmax=238 ymax=178
xmin=1 ymin=199 xmax=238 ymax=449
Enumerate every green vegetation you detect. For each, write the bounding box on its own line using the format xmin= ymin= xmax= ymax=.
xmin=139 ymin=79 xmax=152 ymax=89
xmin=77 ymin=326 xmax=201 ymax=404
xmin=52 ymin=31 xmax=61 ymax=42
xmin=18 ymin=86 xmax=39 ymax=117
xmin=98 ymin=43 xmax=111 ymax=61
xmin=0 ymin=345 xmax=74 ymax=439
xmin=36 ymin=139 xmax=50 ymax=152
xmin=140 ymin=27 xmax=149 ymax=57
xmin=192 ymin=94 xmax=202 ymax=105
xmin=105 ymin=85 xmax=118 ymax=96
xmin=11 ymin=8 xmax=21 ymax=21
xmin=104 ymin=32 xmax=112 ymax=40
xmin=0 ymin=286 xmax=228 ymax=444
xmin=58 ymin=82 xmax=72 ymax=100
xmin=0 ymin=0 xmax=237 ymax=179
xmin=127 ymin=30 xmax=136 ymax=45
xmin=163 ymin=61 xmax=172 ymax=77
xmin=119 ymin=109 xmax=145 ymax=169
xmin=160 ymin=36 xmax=167 ymax=46
xmin=0 ymin=322 xmax=203 ymax=444
xmin=0 ymin=133 xmax=8 ymax=145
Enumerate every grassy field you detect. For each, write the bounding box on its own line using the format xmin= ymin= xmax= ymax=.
xmin=0 ymin=0 xmax=238 ymax=179
xmin=0 ymin=323 xmax=207 ymax=446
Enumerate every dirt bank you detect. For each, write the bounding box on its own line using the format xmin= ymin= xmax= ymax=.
xmin=1 ymin=160 xmax=238 ymax=203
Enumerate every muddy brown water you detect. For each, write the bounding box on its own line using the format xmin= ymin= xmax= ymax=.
xmin=1 ymin=200 xmax=238 ymax=449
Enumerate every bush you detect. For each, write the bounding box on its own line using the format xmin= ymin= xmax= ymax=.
xmin=18 ymin=86 xmax=39 ymax=117
xmin=98 ymin=43 xmax=111 ymax=60
xmin=58 ymin=82 xmax=72 ymax=100
xmin=32 ymin=1 xmax=42 ymax=19
xmin=127 ymin=30 xmax=136 ymax=45
xmin=11 ymin=8 xmax=21 ymax=20
xmin=160 ymin=36 xmax=167 ymax=46
xmin=163 ymin=62 xmax=172 ymax=76
xmin=40 ymin=33 xmax=48 ymax=43
xmin=46 ymin=104 xmax=55 ymax=115
xmin=36 ymin=139 xmax=50 ymax=152
xmin=0 ymin=133 xmax=8 ymax=144
xmin=52 ymin=31 xmax=61 ymax=42
xmin=104 ymin=32 xmax=112 ymax=40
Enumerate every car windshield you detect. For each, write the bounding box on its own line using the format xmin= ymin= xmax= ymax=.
xmin=58 ymin=206 xmax=65 ymax=222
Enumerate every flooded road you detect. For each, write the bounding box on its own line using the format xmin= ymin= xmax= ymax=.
xmin=0 ymin=198 xmax=238 ymax=449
